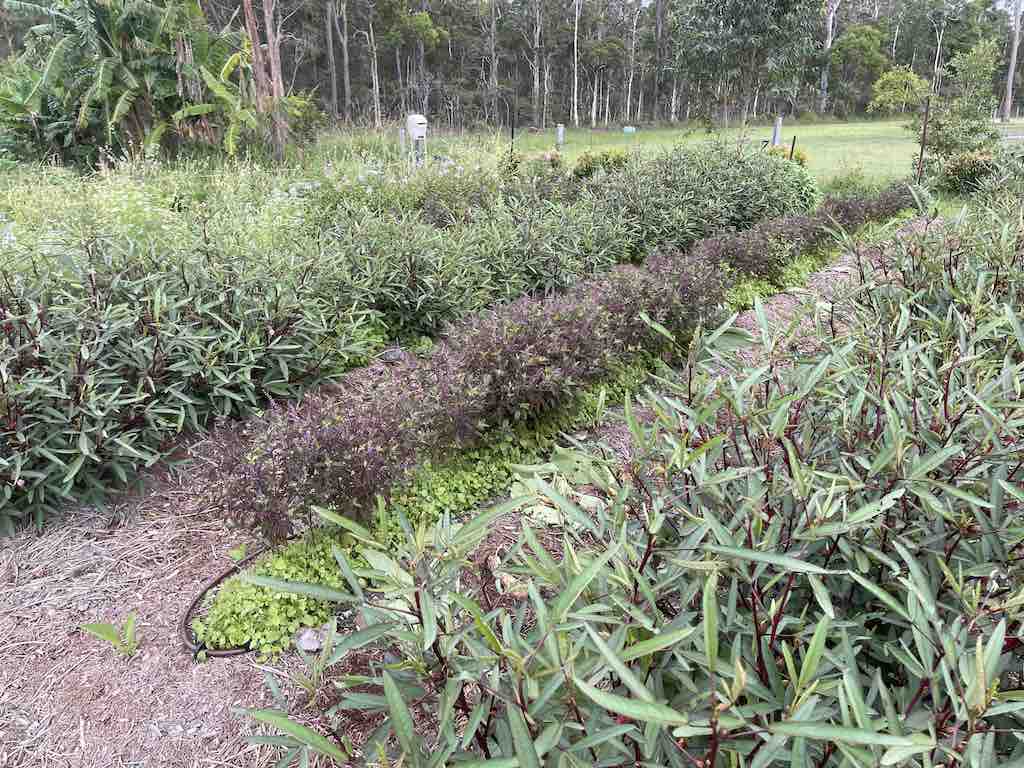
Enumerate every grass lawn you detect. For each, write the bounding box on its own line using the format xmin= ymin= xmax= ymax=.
xmin=507 ymin=119 xmax=918 ymax=185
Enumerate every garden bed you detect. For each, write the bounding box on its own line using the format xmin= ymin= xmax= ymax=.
xmin=1 ymin=211 xmax=934 ymax=767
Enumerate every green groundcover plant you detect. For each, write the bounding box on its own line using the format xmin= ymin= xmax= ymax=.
xmin=246 ymin=199 xmax=1024 ymax=766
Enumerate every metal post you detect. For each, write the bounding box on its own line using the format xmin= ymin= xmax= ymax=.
xmin=917 ymin=96 xmax=931 ymax=184
xmin=788 ymin=135 xmax=797 ymax=161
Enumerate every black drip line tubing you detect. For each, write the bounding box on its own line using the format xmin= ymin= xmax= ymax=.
xmin=180 ymin=543 xmax=274 ymax=659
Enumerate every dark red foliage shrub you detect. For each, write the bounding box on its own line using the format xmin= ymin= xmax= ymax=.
xmin=685 ymin=182 xmax=917 ymax=281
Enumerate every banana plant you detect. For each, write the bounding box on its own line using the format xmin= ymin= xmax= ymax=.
xmin=2 ymin=0 xmax=226 ymax=158
xmin=173 ymin=59 xmax=258 ymax=157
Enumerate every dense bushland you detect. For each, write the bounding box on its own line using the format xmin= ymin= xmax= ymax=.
xmin=204 ymin=181 xmax=915 ymax=543
xmin=0 ymin=143 xmax=816 ymax=531
xmin=251 ymin=198 xmax=1024 ymax=766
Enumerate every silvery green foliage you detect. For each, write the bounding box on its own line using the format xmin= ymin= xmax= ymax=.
xmin=0 ymin=240 xmax=379 ymax=532
xmin=251 ymin=202 xmax=1024 ymax=766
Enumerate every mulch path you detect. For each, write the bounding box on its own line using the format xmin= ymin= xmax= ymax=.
xmin=0 ymin=216 xmax=938 ymax=768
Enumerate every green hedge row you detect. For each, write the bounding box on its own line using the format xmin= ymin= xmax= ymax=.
xmin=1 ymin=143 xmax=817 ymax=531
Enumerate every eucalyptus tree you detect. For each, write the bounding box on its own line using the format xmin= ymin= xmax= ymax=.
xmin=1002 ymin=0 xmax=1022 ymax=120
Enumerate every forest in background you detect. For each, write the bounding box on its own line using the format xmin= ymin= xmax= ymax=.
xmin=0 ymin=0 xmax=1021 ymax=163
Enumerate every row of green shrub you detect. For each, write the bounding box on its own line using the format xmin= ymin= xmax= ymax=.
xmin=244 ymin=195 xmax=1024 ymax=768
xmin=0 ymin=143 xmax=817 ymax=531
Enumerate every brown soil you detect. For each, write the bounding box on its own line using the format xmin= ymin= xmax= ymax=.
xmin=0 ymin=217 xmax=937 ymax=768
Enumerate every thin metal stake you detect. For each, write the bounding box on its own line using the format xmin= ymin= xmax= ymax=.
xmin=789 ymin=135 xmax=797 ymax=161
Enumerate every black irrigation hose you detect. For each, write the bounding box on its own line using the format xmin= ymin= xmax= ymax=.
xmin=180 ymin=544 xmax=272 ymax=659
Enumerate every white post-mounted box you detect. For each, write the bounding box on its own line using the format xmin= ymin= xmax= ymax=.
xmin=406 ymin=113 xmax=427 ymax=167
xmin=406 ymin=113 xmax=428 ymax=141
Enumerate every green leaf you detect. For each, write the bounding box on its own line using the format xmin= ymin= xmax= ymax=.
xmin=619 ymin=626 xmax=696 ymax=662
xmin=846 ymin=571 xmax=910 ymax=622
xmin=796 ymin=615 xmax=831 ymax=692
xmin=316 ymin=506 xmax=376 ymax=545
xmin=383 ymin=671 xmax=417 ymax=757
xmin=81 ymin=622 xmax=121 ymax=646
xmin=768 ymin=722 xmax=929 ymax=749
xmin=583 ymin=624 xmax=653 ymax=702
xmin=507 ymin=703 xmax=541 ymax=768
xmin=420 ymin=590 xmax=437 ymax=651
xmin=807 ymin=575 xmax=835 ymax=619
xmin=242 ymin=575 xmax=355 ymax=604
xmin=572 ymin=677 xmax=688 ymax=726
xmin=551 ymin=546 xmax=618 ymax=622
xmin=705 ymin=544 xmax=831 ymax=575
xmin=703 ymin=571 xmax=719 ymax=669
xmin=247 ymin=709 xmax=348 ymax=762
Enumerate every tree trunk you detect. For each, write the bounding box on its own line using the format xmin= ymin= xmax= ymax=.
xmin=364 ymin=22 xmax=382 ymax=129
xmin=241 ymin=0 xmax=270 ymax=108
xmin=591 ymin=71 xmax=599 ymax=127
xmin=242 ymin=0 xmax=286 ymax=159
xmin=542 ymin=54 xmax=551 ymax=128
xmin=932 ymin=17 xmax=946 ymax=93
xmin=530 ymin=0 xmax=541 ymax=126
xmin=326 ymin=2 xmax=338 ymax=118
xmin=489 ymin=0 xmax=499 ymax=126
xmin=652 ymin=0 xmax=665 ymax=120
xmin=395 ymin=46 xmax=405 ymax=113
xmin=1003 ymin=0 xmax=1023 ymax=122
xmin=670 ymin=74 xmax=677 ymax=123
xmin=572 ymin=0 xmax=580 ymax=127
xmin=263 ymin=0 xmax=287 ymax=159
xmin=337 ymin=1 xmax=352 ymax=121
xmin=625 ymin=6 xmax=640 ymax=123
xmin=818 ymin=0 xmax=841 ymax=114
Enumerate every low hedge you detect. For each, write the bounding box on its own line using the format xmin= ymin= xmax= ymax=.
xmin=206 ymin=182 xmax=918 ymax=542
xmin=193 ymin=357 xmax=653 ymax=654
xmin=0 ymin=143 xmax=817 ymax=531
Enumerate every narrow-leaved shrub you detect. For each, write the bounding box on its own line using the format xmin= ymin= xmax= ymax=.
xmin=249 ymin=201 xmax=1024 ymax=766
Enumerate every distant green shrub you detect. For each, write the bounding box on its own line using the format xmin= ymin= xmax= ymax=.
xmin=573 ymin=148 xmax=629 ymax=179
xmin=767 ymin=145 xmax=809 ymax=166
xmin=939 ymin=149 xmax=998 ymax=192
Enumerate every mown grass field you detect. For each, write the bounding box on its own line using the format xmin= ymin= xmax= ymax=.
xmin=511 ymin=119 xmax=920 ymax=184
xmin=299 ymin=119 xmax=921 ymax=188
